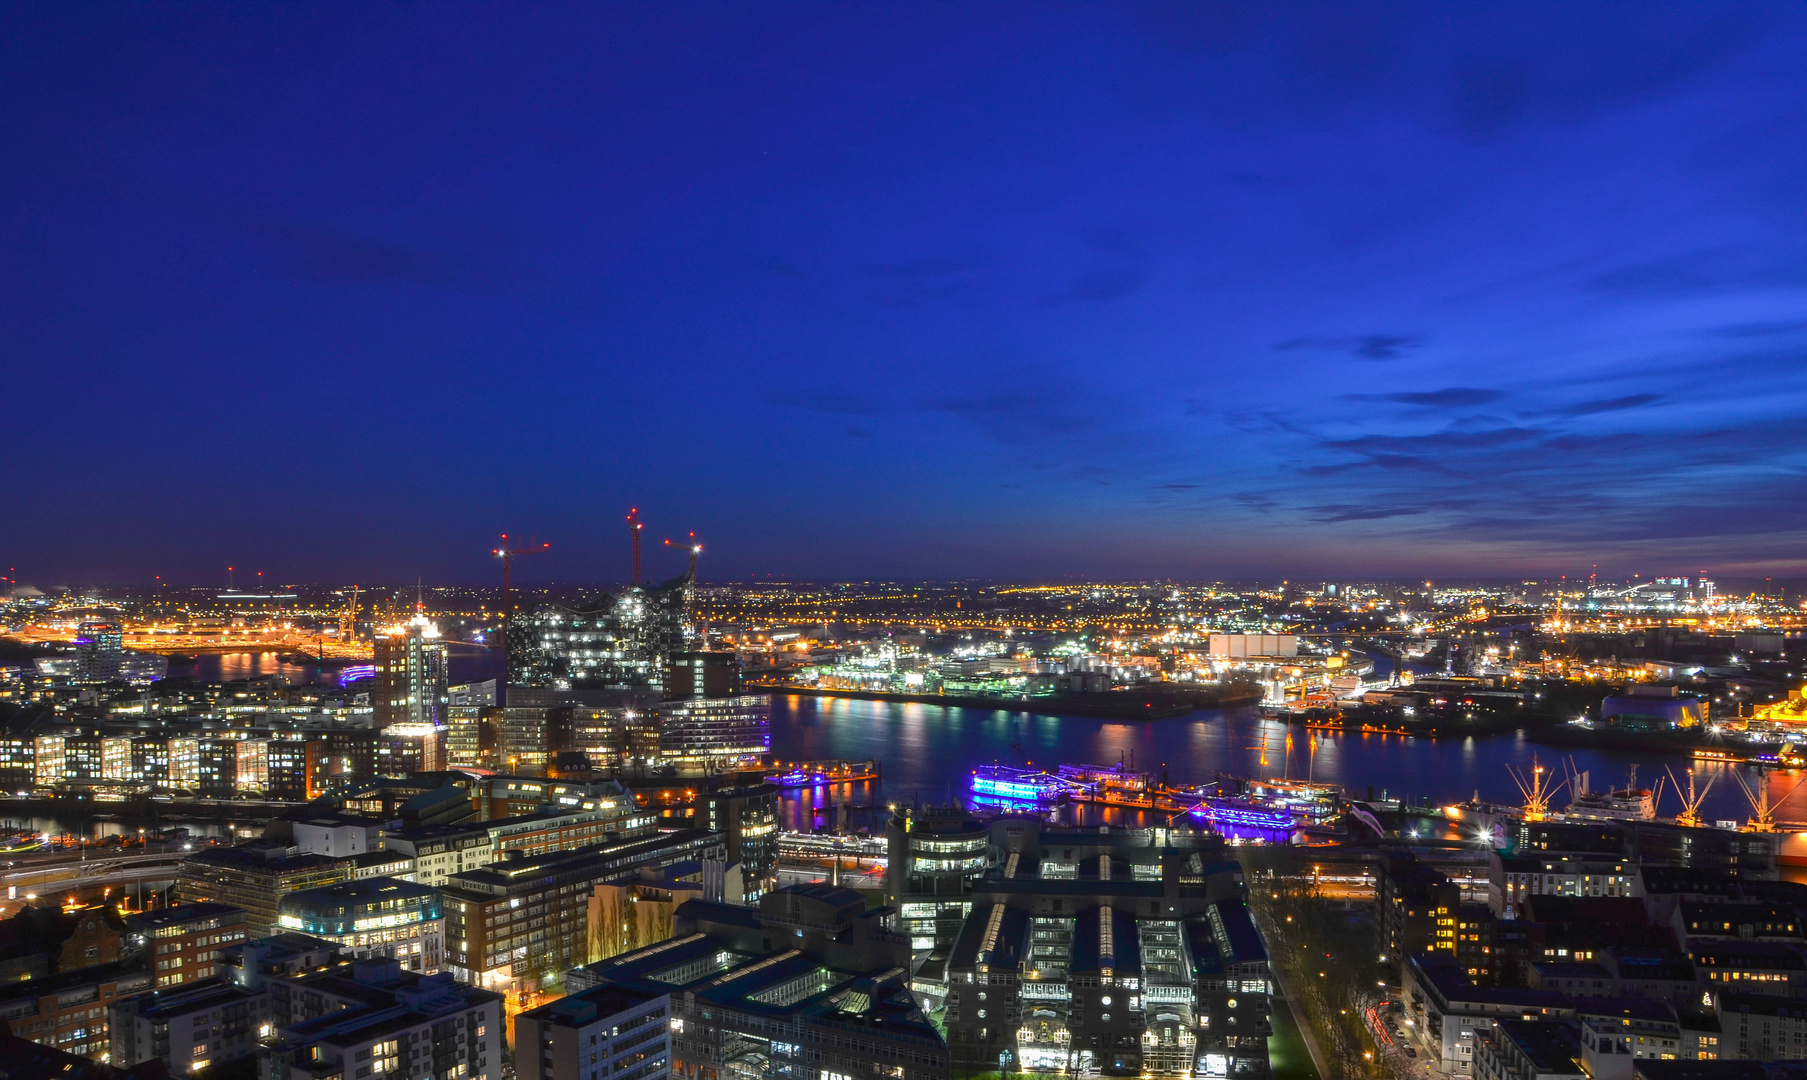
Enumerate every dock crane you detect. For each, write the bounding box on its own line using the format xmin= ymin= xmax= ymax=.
xmin=493 ymin=534 xmax=551 ymax=618
xmin=1665 ymin=766 xmax=1715 ymax=828
xmin=336 ymin=585 xmax=360 ymax=642
xmin=1731 ymin=769 xmax=1802 ymax=832
xmin=1508 ymin=756 xmax=1566 ymax=821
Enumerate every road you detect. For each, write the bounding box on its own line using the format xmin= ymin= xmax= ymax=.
xmin=1262 ymin=942 xmax=1332 ymax=1080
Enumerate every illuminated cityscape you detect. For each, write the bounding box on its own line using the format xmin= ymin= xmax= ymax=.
xmin=12 ymin=6 xmax=1807 ymax=1080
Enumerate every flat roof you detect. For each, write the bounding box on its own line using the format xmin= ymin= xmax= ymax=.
xmin=129 ymin=902 xmax=244 ymax=928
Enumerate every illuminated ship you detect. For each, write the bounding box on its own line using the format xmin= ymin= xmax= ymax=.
xmin=764 ymin=759 xmax=882 ymax=788
xmin=1058 ymin=761 xmax=1157 ymax=808
xmin=970 ymin=765 xmax=1076 ymax=805
xmin=1185 ymin=797 xmax=1295 ymax=840
xmin=1244 ymin=778 xmax=1343 ymax=824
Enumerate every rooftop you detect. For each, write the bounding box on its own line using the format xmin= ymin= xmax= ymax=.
xmin=125 ymin=901 xmax=244 ymax=929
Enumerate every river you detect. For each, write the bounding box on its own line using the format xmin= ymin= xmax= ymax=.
xmin=166 ymin=643 xmax=504 ymax=685
xmin=765 ymin=693 xmax=1799 ymax=831
xmin=136 ymin=657 xmax=1807 ymax=840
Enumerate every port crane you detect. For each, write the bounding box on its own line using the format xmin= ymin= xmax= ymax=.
xmin=1507 ymin=756 xmax=1566 ymax=821
xmin=1665 ymin=766 xmax=1715 ymax=828
xmin=493 ymin=534 xmax=551 ymax=618
xmin=336 ymin=586 xmax=360 ymax=641
xmin=1731 ymin=769 xmax=1803 ymax=832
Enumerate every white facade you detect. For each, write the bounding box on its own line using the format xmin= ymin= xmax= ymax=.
xmin=1207 ymin=634 xmax=1299 ymax=658
xmin=292 ymin=817 xmax=386 ymax=858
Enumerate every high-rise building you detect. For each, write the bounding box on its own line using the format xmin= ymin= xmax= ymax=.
xmin=508 ymin=570 xmax=695 ymax=691
xmin=884 ymin=808 xmax=992 ymax=963
xmin=447 ymin=705 xmax=504 ymax=770
xmin=663 ymin=651 xmax=742 ymax=699
xmin=374 ymin=613 xmax=450 ymax=731
xmin=74 ymin=620 xmax=124 ymax=683
xmin=379 ymin=723 xmax=446 ymax=775
xmin=501 ymin=706 xmax=552 ymax=774
xmin=653 ymin=696 xmax=769 ymax=773
xmin=705 ymin=783 xmax=779 ymax=901
xmin=305 ymin=731 xmax=377 ymax=797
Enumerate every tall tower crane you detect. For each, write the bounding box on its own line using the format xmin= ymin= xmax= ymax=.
xmin=493 ymin=534 xmax=550 ymax=618
xmin=664 ymin=533 xmax=702 ymax=579
xmin=627 ymin=509 xmax=644 ymax=584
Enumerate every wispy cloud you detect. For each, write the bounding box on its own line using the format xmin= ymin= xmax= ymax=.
xmin=1347 ymin=387 xmax=1504 ymax=407
xmin=1275 ymin=334 xmax=1422 ymax=361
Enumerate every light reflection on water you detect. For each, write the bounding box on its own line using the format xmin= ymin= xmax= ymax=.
xmin=168 ymin=646 xmax=504 ymax=686
xmin=768 ymin=693 xmax=1792 ymax=830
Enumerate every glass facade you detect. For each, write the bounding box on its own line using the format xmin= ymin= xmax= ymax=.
xmin=508 ymin=570 xmax=695 ymax=690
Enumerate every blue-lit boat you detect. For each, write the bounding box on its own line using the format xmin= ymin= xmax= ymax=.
xmin=767 ymin=768 xmax=824 ymax=787
xmin=970 ymin=765 xmax=1075 ymax=805
xmin=1187 ymin=797 xmax=1296 ymax=842
xmin=764 ymin=759 xmax=881 ymax=788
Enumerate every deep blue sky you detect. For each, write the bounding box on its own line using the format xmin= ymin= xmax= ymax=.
xmin=7 ymin=3 xmax=1807 ymax=587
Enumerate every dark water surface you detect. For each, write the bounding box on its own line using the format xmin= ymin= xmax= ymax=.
xmin=167 ymin=643 xmax=505 ymax=686
xmin=766 ymin=693 xmax=1791 ymax=828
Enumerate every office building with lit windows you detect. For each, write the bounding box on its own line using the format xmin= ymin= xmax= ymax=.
xmin=178 ymin=844 xmax=353 ymax=935
xmin=885 ymin=808 xmax=992 ymax=965
xmin=514 ymin=984 xmax=671 ymax=1080
xmin=440 ymin=829 xmax=725 ymax=997
xmin=125 ymin=903 xmax=250 ymax=988
xmin=109 ymin=974 xmax=271 ymax=1073
xmin=934 ymin=821 xmax=1267 ymax=1079
xmin=259 ymin=959 xmax=505 ymax=1080
xmin=705 ymin=782 xmax=779 ymax=901
xmin=74 ymin=620 xmax=124 ymax=683
xmin=374 ymin=613 xmax=450 ymax=731
xmin=653 ymin=695 xmax=770 ymax=772
xmin=277 ymin=878 xmax=445 ymax=973
xmin=563 ymin=884 xmax=949 ymax=1080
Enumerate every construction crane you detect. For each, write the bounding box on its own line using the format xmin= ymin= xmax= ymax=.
xmin=627 ymin=508 xmax=644 ymax=584
xmin=493 ymin=534 xmax=551 ymax=618
xmin=663 ymin=533 xmax=702 ymax=578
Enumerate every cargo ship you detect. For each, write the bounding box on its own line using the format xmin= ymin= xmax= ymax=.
xmin=765 ymin=759 xmax=882 ymax=788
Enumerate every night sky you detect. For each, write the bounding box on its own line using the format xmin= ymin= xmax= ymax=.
xmin=7 ymin=4 xmax=1807 ymax=586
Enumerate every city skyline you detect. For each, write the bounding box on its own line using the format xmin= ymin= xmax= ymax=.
xmin=8 ymin=5 xmax=1807 ymax=583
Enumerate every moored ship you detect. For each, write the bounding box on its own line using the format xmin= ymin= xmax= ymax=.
xmin=765 ymin=759 xmax=882 ymax=787
xmin=970 ymin=764 xmax=1078 ymax=806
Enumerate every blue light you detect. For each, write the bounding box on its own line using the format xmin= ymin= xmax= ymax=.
xmin=338 ymin=664 xmax=377 ymax=686
xmin=973 ymin=776 xmax=1050 ymax=800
